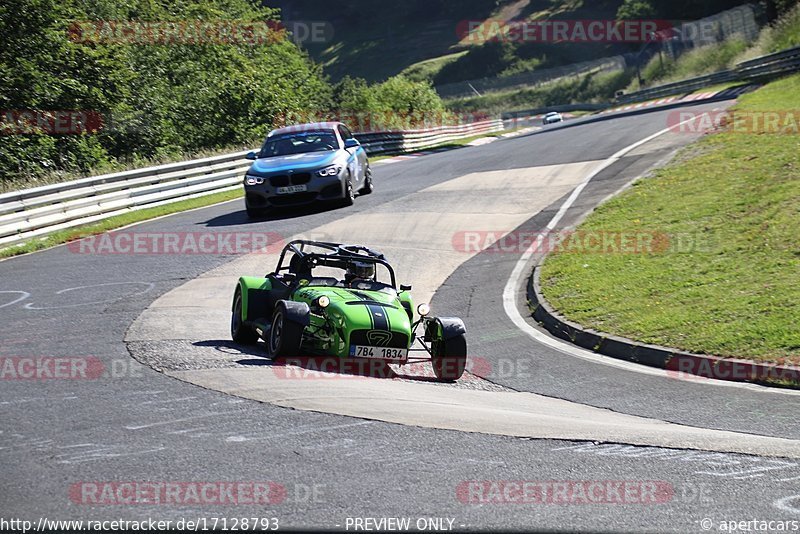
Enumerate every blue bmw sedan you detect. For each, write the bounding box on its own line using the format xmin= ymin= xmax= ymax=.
xmin=243 ymin=122 xmax=372 ymax=217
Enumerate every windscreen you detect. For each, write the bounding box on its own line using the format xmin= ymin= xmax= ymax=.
xmin=260 ymin=131 xmax=338 ymax=157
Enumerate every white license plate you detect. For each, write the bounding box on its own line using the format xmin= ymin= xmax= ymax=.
xmin=350 ymin=345 xmax=408 ymax=361
xmin=276 ymin=185 xmax=307 ymax=194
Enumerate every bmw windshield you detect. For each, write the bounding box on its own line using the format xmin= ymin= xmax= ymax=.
xmin=259 ymin=131 xmax=339 ymax=157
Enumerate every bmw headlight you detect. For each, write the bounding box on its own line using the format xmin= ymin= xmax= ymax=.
xmin=244 ymin=175 xmax=264 ymax=186
xmin=316 ymin=165 xmax=341 ymax=177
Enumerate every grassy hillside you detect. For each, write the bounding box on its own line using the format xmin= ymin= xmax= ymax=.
xmin=271 ymin=0 xmax=499 ymax=82
xmin=276 ymin=0 xmax=633 ymax=83
xmin=456 ymin=2 xmax=800 ymax=113
xmin=271 ymin=0 xmax=760 ymax=84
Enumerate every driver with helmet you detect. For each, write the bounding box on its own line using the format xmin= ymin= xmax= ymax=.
xmin=344 ymin=260 xmax=374 ymax=287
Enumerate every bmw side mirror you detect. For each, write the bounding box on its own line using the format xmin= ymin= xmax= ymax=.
xmin=344 ymin=138 xmax=360 ymax=149
xmin=245 ymin=151 xmax=258 ymax=160
xmin=400 ymin=284 xmax=412 ymax=292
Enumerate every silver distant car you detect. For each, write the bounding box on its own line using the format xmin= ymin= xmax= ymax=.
xmin=243 ymin=122 xmax=372 ymax=217
xmin=542 ymin=111 xmax=563 ymax=124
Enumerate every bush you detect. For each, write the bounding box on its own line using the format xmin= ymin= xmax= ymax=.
xmin=754 ymin=1 xmax=800 ymax=53
xmin=371 ymin=77 xmax=444 ymax=114
xmin=0 ymin=0 xmax=331 ymax=186
xmin=330 ymin=75 xmax=446 ymax=130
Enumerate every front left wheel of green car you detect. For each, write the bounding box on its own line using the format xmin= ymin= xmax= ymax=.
xmin=231 ymin=289 xmax=258 ymax=345
xmin=268 ymin=302 xmax=304 ymax=358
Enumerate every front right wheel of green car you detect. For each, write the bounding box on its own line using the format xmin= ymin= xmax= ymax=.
xmin=428 ymin=323 xmax=468 ymax=382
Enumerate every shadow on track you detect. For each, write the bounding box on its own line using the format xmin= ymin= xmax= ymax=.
xmin=201 ymin=201 xmax=350 ymax=228
xmin=192 ymin=340 xmax=441 ymax=383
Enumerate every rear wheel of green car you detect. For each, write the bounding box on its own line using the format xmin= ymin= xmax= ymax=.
xmin=430 ymin=330 xmax=467 ymax=382
xmin=231 ymin=290 xmax=258 ymax=345
xmin=268 ymin=303 xmax=303 ymax=358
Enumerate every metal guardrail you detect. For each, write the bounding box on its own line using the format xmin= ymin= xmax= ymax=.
xmin=617 ymin=44 xmax=800 ymax=104
xmin=616 ymin=71 xmax=739 ymax=103
xmin=735 ymin=44 xmax=800 ymax=78
xmin=0 ymin=119 xmax=503 ymax=250
xmin=356 ymin=119 xmax=503 ymax=155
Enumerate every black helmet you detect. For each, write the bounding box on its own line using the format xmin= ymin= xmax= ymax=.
xmin=346 ymin=261 xmax=374 ymax=280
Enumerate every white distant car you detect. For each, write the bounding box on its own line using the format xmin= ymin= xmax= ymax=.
xmin=542 ymin=112 xmax=563 ymax=124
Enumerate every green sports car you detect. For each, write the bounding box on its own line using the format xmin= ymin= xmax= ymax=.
xmin=230 ymin=240 xmax=468 ymax=381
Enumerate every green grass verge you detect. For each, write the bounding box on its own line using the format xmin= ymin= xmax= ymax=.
xmin=539 ymin=73 xmax=800 ymax=365
xmin=0 ymin=188 xmax=243 ymax=260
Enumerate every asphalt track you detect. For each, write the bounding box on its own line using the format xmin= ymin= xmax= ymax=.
xmin=2 ymin=101 xmax=799 ymax=532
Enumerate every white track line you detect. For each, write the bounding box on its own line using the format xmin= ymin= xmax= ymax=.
xmin=502 ymin=112 xmax=800 ymax=396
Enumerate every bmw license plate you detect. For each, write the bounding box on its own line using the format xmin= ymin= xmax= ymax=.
xmin=350 ymin=345 xmax=408 ymax=361
xmin=276 ymin=185 xmax=307 ymax=194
